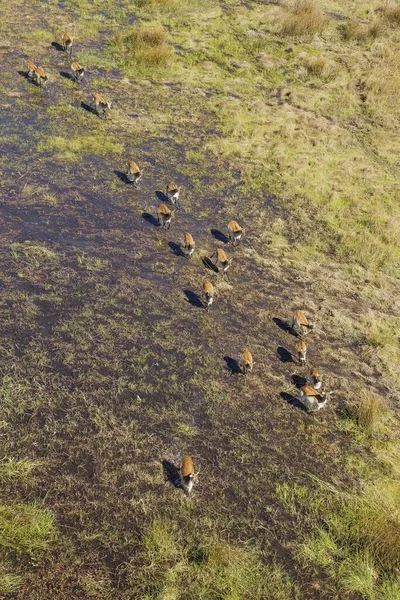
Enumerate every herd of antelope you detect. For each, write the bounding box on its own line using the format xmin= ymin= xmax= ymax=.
xmin=25 ymin=31 xmax=330 ymax=496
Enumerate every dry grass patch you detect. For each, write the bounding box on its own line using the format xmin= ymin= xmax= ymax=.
xmin=111 ymin=24 xmax=174 ymax=69
xmin=347 ymin=391 xmax=388 ymax=434
xmin=341 ymin=18 xmax=387 ymax=42
xmin=382 ymin=1 xmax=400 ymax=25
xmin=281 ymin=0 xmax=329 ymax=38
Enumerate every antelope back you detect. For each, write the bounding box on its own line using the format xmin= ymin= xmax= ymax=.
xmin=129 ymin=161 xmax=140 ymax=174
xmin=203 ymin=280 xmax=214 ymax=295
xmin=167 ymin=181 xmax=178 ymax=193
xmin=184 ymin=233 xmax=194 ymax=246
xmin=228 ymin=219 xmax=242 ymax=232
xmin=157 ymin=203 xmax=171 ymax=216
xmin=294 ymin=310 xmax=308 ymax=327
xmin=181 ymin=455 xmax=194 ymax=477
xmin=297 ymin=340 xmax=307 ymax=353
xmin=242 ymin=348 xmax=253 ymax=366
xmin=217 ymin=248 xmax=228 ymax=262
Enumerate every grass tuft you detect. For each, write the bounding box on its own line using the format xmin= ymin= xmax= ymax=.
xmin=281 ymin=0 xmax=329 ymax=38
xmin=0 ymin=568 xmax=23 ymax=595
xmin=0 ymin=503 xmax=56 ymax=558
xmin=346 ymin=391 xmax=388 ymax=434
xmin=110 ymin=24 xmax=174 ymax=70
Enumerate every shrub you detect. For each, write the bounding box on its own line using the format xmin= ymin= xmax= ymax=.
xmin=281 ymin=0 xmax=329 ymax=38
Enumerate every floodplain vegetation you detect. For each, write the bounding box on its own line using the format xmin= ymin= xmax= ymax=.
xmin=0 ymin=0 xmax=399 ymax=598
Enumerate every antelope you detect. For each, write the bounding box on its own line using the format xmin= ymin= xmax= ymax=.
xmin=297 ymin=340 xmax=307 ymax=365
xmin=228 ymin=219 xmax=244 ymax=246
xmin=71 ymin=62 xmax=84 ymax=82
xmin=27 ymin=60 xmax=38 ymax=79
xmin=62 ymin=32 xmax=73 ymax=55
xmin=241 ymin=348 xmax=254 ymax=376
xmin=183 ymin=233 xmax=195 ymax=258
xmin=156 ymin=203 xmax=175 ymax=229
xmin=92 ymin=93 xmax=111 ymax=118
xmin=299 ymin=385 xmax=329 ymax=413
xmin=211 ymin=248 xmax=231 ymax=276
xmin=180 ymin=455 xmax=196 ymax=495
xmin=203 ymin=280 xmax=214 ymax=311
xmin=33 ymin=67 xmax=48 ymax=87
xmin=310 ymin=368 xmax=322 ymax=390
xmin=166 ymin=182 xmax=181 ymax=207
xmin=126 ymin=161 xmax=143 ymax=184
xmin=292 ymin=310 xmax=314 ymax=337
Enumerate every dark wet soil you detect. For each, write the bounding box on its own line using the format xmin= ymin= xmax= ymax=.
xmin=0 ymin=3 xmax=385 ymax=600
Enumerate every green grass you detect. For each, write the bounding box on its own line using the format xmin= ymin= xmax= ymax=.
xmin=127 ymin=518 xmax=299 ymax=599
xmin=0 ymin=504 xmax=56 ymax=557
xmin=296 ymin=465 xmax=400 ymax=598
xmin=37 ymin=135 xmax=124 ymax=161
xmin=0 ymin=459 xmax=44 ymax=479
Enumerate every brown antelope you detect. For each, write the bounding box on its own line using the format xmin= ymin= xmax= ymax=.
xmin=156 ymin=203 xmax=175 ymax=229
xmin=126 ymin=161 xmax=143 ymax=184
xmin=310 ymin=368 xmax=322 ymax=390
xmin=203 ymin=280 xmax=214 ymax=311
xmin=33 ymin=67 xmax=48 ymax=87
xmin=62 ymin=32 xmax=73 ymax=55
xmin=71 ymin=62 xmax=84 ymax=82
xmin=241 ymin=348 xmax=254 ymax=376
xmin=92 ymin=93 xmax=111 ymax=118
xmin=297 ymin=340 xmax=307 ymax=365
xmin=27 ymin=60 xmax=38 ymax=79
xmin=180 ymin=455 xmax=196 ymax=495
xmin=183 ymin=233 xmax=195 ymax=258
xmin=166 ymin=182 xmax=181 ymax=207
xmin=299 ymin=385 xmax=329 ymax=412
xmin=228 ymin=219 xmax=244 ymax=246
xmin=292 ymin=310 xmax=314 ymax=337
xmin=211 ymin=248 xmax=231 ymax=276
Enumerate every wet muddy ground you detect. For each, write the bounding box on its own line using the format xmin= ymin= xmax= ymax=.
xmin=0 ymin=2 xmax=391 ymax=599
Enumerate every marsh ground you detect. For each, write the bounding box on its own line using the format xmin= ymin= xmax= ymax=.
xmin=0 ymin=1 xmax=399 ymax=599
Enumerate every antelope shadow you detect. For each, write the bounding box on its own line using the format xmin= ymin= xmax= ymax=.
xmin=273 ymin=317 xmax=297 ymax=336
xmin=183 ymin=289 xmax=203 ymax=308
xmin=18 ymin=70 xmax=30 ymax=81
xmin=202 ymin=256 xmax=219 ymax=273
xmin=60 ymin=71 xmax=76 ymax=82
xmin=292 ymin=374 xmax=307 ymax=388
xmin=162 ymin=460 xmax=181 ymax=488
xmin=114 ymin=170 xmax=132 ymax=184
xmin=156 ymin=190 xmax=169 ymax=203
xmin=280 ymin=391 xmax=308 ymax=412
xmin=80 ymin=101 xmax=97 ymax=115
xmin=142 ymin=212 xmax=158 ymax=227
xmin=169 ymin=241 xmax=184 ymax=257
xmin=277 ymin=346 xmax=294 ymax=363
xmin=51 ymin=41 xmax=64 ymax=52
xmin=211 ymin=228 xmax=229 ymax=243
xmin=224 ymin=355 xmax=241 ymax=375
